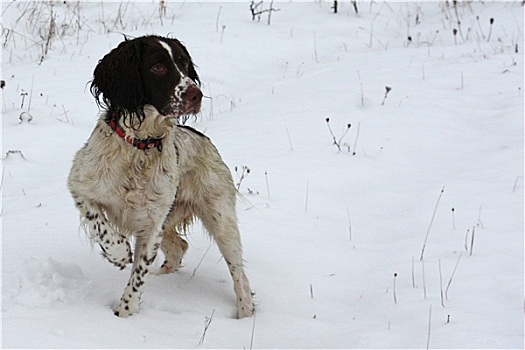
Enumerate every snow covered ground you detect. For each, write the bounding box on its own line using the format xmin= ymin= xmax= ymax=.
xmin=1 ymin=1 xmax=523 ymax=348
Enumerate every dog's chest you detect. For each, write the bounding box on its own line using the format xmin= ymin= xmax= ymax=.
xmin=78 ymin=127 xmax=180 ymax=223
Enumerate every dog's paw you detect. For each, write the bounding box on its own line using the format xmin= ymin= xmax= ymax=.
xmin=155 ymin=265 xmax=173 ymax=275
xmin=113 ymin=299 xmax=139 ymax=318
xmin=237 ymin=298 xmax=255 ymax=319
xmin=155 ymin=259 xmax=183 ymax=275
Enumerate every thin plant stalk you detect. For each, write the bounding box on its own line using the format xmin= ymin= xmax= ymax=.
xmin=439 ymin=260 xmax=445 ymax=307
xmin=422 ymin=259 xmax=427 ymax=299
xmin=249 ymin=311 xmax=256 ymax=350
xmin=470 ymin=226 xmax=475 ymax=256
xmin=445 ymin=252 xmax=463 ymax=300
xmin=426 ymin=304 xmax=432 ymax=350
xmin=420 ymin=186 xmax=445 ymax=261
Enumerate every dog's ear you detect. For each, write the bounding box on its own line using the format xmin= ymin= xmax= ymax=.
xmin=172 ymin=38 xmax=200 ymax=86
xmin=90 ymin=37 xmax=146 ymax=114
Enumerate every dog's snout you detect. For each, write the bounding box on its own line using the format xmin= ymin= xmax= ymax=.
xmin=180 ymin=84 xmax=203 ymax=115
xmin=183 ymin=85 xmax=203 ymax=104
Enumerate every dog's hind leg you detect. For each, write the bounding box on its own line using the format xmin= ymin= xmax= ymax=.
xmin=158 ymin=226 xmax=188 ymax=274
xmin=72 ymin=194 xmax=132 ymax=269
xmin=199 ymin=196 xmax=254 ymax=319
xmin=156 ymin=207 xmax=192 ymax=275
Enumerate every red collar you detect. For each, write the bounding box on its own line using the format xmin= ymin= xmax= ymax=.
xmin=106 ymin=119 xmax=165 ymax=152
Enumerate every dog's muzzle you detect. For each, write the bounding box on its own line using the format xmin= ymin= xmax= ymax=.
xmin=181 ymin=84 xmax=203 ymax=115
xmin=163 ymin=81 xmax=203 ymax=117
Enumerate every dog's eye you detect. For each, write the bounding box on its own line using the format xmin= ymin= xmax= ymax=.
xmin=151 ymin=63 xmax=167 ymax=75
xmin=176 ymin=57 xmax=190 ymax=72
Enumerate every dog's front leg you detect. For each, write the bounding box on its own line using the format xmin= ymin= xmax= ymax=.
xmin=114 ymin=228 xmax=164 ymax=317
xmin=72 ymin=195 xmax=132 ymax=269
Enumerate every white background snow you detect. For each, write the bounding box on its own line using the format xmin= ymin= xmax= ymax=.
xmin=1 ymin=1 xmax=523 ymax=348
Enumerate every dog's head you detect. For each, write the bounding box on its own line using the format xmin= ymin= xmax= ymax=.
xmin=90 ymin=35 xmax=202 ymax=123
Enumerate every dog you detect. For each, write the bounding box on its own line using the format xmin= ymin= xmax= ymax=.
xmin=68 ymin=35 xmax=254 ymax=318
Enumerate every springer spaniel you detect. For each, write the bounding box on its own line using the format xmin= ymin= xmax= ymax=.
xmin=68 ymin=35 xmax=254 ymax=318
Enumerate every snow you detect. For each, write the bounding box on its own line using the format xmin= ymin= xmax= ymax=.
xmin=1 ymin=1 xmax=523 ymax=348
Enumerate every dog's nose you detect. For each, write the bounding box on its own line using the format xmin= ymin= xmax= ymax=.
xmin=182 ymin=85 xmax=203 ymax=104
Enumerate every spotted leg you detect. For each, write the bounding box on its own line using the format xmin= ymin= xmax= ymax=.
xmin=72 ymin=194 xmax=132 ymax=269
xmin=113 ymin=225 xmax=164 ymax=317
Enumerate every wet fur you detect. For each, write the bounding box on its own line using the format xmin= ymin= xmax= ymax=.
xmin=67 ymin=36 xmax=254 ymax=318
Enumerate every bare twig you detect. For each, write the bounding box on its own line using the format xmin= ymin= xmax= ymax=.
xmin=347 ymin=207 xmax=352 ymax=241
xmin=313 ymin=31 xmax=319 ymax=63
xmin=352 ymin=122 xmax=361 ymax=155
xmin=469 ymin=226 xmax=475 ymax=256
xmin=235 ymin=166 xmax=251 ymax=191
xmin=476 ymin=206 xmax=484 ymax=229
xmin=476 ymin=15 xmax=486 ymax=40
xmin=439 ymin=260 xmax=445 ymax=307
xmin=381 ymin=86 xmax=392 ymax=105
xmin=487 ymin=18 xmax=494 ymax=42
xmin=0 ymin=166 xmax=5 ymax=193
xmin=357 ymin=70 xmax=364 ymax=107
xmin=249 ymin=310 xmax=256 ymax=350
xmin=220 ymin=25 xmax=226 ymax=43
xmin=267 ymin=0 xmax=276 ymax=25
xmin=325 ymin=118 xmax=339 ymax=150
xmin=305 ymin=179 xmax=309 ymax=212
xmin=426 ymin=304 xmax=432 ymax=350
xmin=422 ymin=259 xmax=427 ymax=299
xmin=445 ymin=252 xmax=463 ymax=300
xmin=250 ymin=0 xmax=263 ymax=21
xmin=464 ymin=228 xmax=470 ymax=252
xmin=207 ymin=85 xmax=214 ymax=120
xmin=20 ymin=92 xmax=28 ymax=109
xmin=265 ymin=171 xmax=270 ymax=199
xmin=411 ymin=256 xmax=416 ymax=288
xmin=189 ymin=243 xmax=213 ymax=281
xmin=325 ymin=118 xmax=351 ymax=152
xmin=351 ymin=0 xmax=358 ymax=14
xmin=215 ymin=5 xmax=222 ymax=32
xmin=249 ymin=0 xmax=280 ymax=24
xmin=285 ymin=127 xmax=294 ymax=151
xmin=40 ymin=2 xmax=56 ymax=64
xmin=512 ymin=175 xmax=523 ymax=192
xmin=56 ymin=104 xmax=71 ymax=124
xmin=28 ymin=75 xmax=34 ymax=112
xmin=452 ymin=1 xmax=464 ymax=41
xmin=393 ymin=273 xmax=398 ymax=304
xmin=198 ymin=309 xmax=215 ymax=345
xmin=369 ymin=22 xmax=373 ymax=48
xmin=159 ymin=0 xmax=167 ymax=17
xmin=420 ymin=186 xmax=445 ymax=261
xmin=360 ymin=83 xmax=365 ymax=107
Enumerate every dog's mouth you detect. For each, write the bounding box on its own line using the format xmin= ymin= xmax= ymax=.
xmin=162 ymin=101 xmax=201 ymax=119
xmin=182 ymin=100 xmax=202 ymax=115
xmin=162 ymin=85 xmax=203 ymax=118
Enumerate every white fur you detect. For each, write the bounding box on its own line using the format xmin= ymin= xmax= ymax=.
xmin=158 ymin=39 xmax=174 ymax=61
xmin=68 ymin=105 xmax=254 ymax=318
